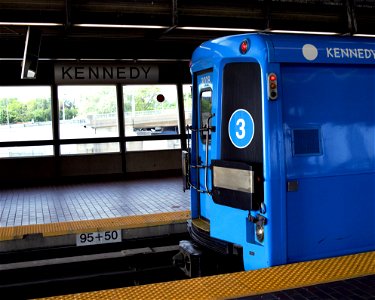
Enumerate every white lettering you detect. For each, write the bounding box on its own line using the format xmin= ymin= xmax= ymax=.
xmin=358 ymin=49 xmax=364 ymax=59
xmin=349 ymin=49 xmax=358 ymax=58
xmin=365 ymin=49 xmax=372 ymax=59
xmin=325 ymin=47 xmax=375 ymax=60
xmin=341 ymin=48 xmax=349 ymax=58
xmin=326 ymin=48 xmax=334 ymax=58
xmin=334 ymin=48 xmax=340 ymax=58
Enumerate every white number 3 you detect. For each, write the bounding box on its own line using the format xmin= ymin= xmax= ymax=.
xmin=235 ymin=118 xmax=246 ymax=139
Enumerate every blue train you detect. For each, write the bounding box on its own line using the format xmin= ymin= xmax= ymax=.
xmin=181 ymin=33 xmax=375 ymax=272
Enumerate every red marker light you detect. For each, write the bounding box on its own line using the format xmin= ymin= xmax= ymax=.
xmin=268 ymin=73 xmax=278 ymax=100
xmin=240 ymin=39 xmax=249 ymax=54
xmin=269 ymin=74 xmax=277 ymax=81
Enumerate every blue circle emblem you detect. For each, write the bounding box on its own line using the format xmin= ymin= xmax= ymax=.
xmin=228 ymin=109 xmax=254 ymax=149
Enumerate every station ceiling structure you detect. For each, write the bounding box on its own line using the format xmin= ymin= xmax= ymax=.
xmin=0 ymin=0 xmax=375 ymax=61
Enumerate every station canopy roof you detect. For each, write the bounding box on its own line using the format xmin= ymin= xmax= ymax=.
xmin=0 ymin=0 xmax=374 ymax=61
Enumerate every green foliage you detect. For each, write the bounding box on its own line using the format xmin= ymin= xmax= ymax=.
xmin=201 ymin=96 xmax=212 ymax=113
xmin=0 ymin=98 xmax=52 ymax=125
xmin=0 ymin=85 xmax=182 ymax=126
xmin=59 ymin=102 xmax=78 ymax=120
xmin=26 ymin=98 xmax=52 ymax=122
xmin=68 ymin=87 xmax=117 ymax=117
xmin=124 ymin=86 xmax=177 ymax=112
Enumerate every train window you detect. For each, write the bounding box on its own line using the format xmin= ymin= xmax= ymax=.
xmin=123 ymin=85 xmax=180 ymax=151
xmin=200 ymin=89 xmax=212 ymax=142
xmin=0 ymin=86 xmax=53 ymax=157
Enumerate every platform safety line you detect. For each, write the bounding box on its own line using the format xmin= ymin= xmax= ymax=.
xmin=0 ymin=211 xmax=190 ymax=241
xmin=35 ymin=251 xmax=375 ymax=300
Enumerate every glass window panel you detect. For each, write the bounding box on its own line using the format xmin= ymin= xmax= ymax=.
xmin=200 ymin=89 xmax=212 ymax=142
xmin=0 ymin=146 xmax=53 ymax=158
xmin=60 ymin=143 xmax=120 ymax=155
xmin=126 ymin=140 xmax=181 ymax=152
xmin=123 ymin=85 xmax=179 ymax=140
xmin=58 ymin=86 xmax=118 ymax=139
xmin=183 ymin=84 xmax=192 ymax=127
xmin=0 ymin=86 xmax=52 ymax=142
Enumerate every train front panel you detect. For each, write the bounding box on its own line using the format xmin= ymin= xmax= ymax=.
xmin=188 ymin=34 xmax=281 ymax=270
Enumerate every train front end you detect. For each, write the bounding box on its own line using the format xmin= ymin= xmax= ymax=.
xmin=182 ymin=33 xmax=375 ymax=272
xmin=182 ymin=34 xmax=277 ymax=271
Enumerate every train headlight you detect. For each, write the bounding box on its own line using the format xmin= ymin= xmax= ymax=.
xmin=248 ymin=214 xmax=267 ymax=243
xmin=256 ymin=223 xmax=264 ymax=243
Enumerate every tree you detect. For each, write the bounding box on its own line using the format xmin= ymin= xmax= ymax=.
xmin=124 ymin=86 xmax=177 ymax=113
xmin=7 ymin=98 xmax=26 ymax=123
xmin=26 ymin=98 xmax=52 ymax=122
xmin=0 ymin=97 xmax=52 ymax=124
xmin=0 ymin=99 xmax=9 ymax=124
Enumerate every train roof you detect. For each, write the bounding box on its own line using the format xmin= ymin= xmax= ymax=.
xmin=191 ymin=33 xmax=375 ymax=69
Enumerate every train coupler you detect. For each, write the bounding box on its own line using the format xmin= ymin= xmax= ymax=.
xmin=172 ymin=240 xmax=203 ymax=278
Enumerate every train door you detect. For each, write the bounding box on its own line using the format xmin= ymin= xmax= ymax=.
xmin=282 ymin=64 xmax=375 ymax=263
xmin=210 ymin=62 xmax=264 ymax=212
xmin=193 ymin=69 xmax=214 ymax=221
xmin=193 ymin=63 xmax=264 ymax=221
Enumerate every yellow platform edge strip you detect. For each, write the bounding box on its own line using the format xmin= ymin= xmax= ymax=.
xmin=37 ymin=251 xmax=375 ymax=300
xmin=0 ymin=210 xmax=190 ymax=241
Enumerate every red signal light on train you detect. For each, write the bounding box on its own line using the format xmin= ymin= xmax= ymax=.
xmin=269 ymin=74 xmax=277 ymax=82
xmin=240 ymin=39 xmax=249 ymax=54
xmin=268 ymin=73 xmax=278 ymax=100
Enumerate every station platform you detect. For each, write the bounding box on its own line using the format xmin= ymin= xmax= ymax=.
xmin=1 ymin=178 xmax=374 ymax=299
xmin=35 ymin=250 xmax=375 ymax=300
xmin=0 ymin=176 xmax=190 ymax=252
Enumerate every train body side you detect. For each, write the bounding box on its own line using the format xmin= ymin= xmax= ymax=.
xmin=188 ymin=33 xmax=375 ymax=271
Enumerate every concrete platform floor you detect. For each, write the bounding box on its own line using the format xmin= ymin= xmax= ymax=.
xmin=0 ymin=177 xmax=190 ymax=227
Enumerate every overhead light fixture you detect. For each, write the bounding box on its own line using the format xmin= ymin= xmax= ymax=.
xmin=0 ymin=22 xmax=255 ymax=31
xmin=21 ymin=26 xmax=42 ymax=79
xmin=0 ymin=22 xmax=63 ymax=26
xmin=354 ymin=34 xmax=375 ymax=38
xmin=270 ymin=30 xmax=338 ymax=35
xmin=75 ymin=24 xmax=169 ymax=29
xmin=177 ymin=26 xmax=256 ymax=32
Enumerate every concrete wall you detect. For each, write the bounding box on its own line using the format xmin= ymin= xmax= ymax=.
xmin=0 ymin=150 xmax=182 ymax=186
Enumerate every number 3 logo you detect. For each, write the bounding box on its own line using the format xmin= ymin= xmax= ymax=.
xmin=228 ymin=109 xmax=254 ymax=149
xmin=235 ymin=118 xmax=246 ymax=139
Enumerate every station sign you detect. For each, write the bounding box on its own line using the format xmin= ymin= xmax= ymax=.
xmin=54 ymin=63 xmax=159 ymax=84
